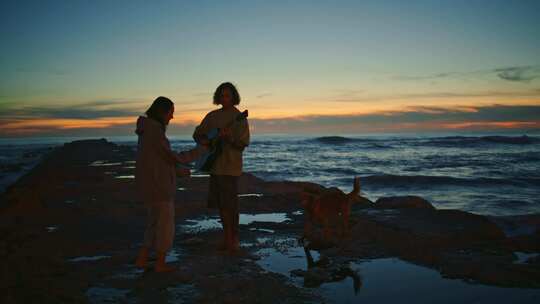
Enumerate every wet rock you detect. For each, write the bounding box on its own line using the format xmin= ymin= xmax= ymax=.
xmin=2 ymin=138 xmax=540 ymax=302
xmin=375 ymin=195 xmax=435 ymax=210
xmin=488 ymin=213 xmax=540 ymax=237
xmin=2 ymin=186 xmax=43 ymax=214
xmin=179 ymin=237 xmax=205 ymax=246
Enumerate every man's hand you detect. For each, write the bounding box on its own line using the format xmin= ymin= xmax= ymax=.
xmin=195 ymin=134 xmax=210 ymax=146
xmin=198 ymin=138 xmax=210 ymax=146
xmin=176 ymin=152 xmax=191 ymax=164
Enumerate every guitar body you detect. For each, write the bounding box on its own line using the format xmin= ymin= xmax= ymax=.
xmin=194 ymin=110 xmax=248 ymax=172
xmin=194 ymin=128 xmax=221 ymax=172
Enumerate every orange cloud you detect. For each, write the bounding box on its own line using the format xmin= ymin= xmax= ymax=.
xmin=439 ymin=121 xmax=539 ymax=129
xmin=1 ymin=117 xmax=137 ymax=134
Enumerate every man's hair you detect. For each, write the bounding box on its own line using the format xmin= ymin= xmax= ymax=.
xmin=213 ymin=82 xmax=240 ymax=105
xmin=145 ymin=96 xmax=174 ymax=127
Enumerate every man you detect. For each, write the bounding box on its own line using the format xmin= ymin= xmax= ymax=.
xmin=193 ymin=82 xmax=250 ymax=254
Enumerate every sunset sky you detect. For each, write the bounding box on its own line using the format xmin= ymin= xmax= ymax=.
xmin=1 ymin=0 xmax=540 ymax=137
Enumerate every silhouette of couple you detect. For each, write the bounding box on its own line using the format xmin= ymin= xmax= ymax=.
xmin=134 ymin=82 xmax=250 ymax=272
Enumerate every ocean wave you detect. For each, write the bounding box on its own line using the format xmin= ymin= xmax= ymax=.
xmin=419 ymin=135 xmax=539 ymax=147
xmin=320 ymin=167 xmax=360 ymax=176
xmin=361 ymin=174 xmax=540 ymax=188
xmin=312 ymin=136 xmax=357 ymax=144
xmin=310 ymin=136 xmax=393 ymax=148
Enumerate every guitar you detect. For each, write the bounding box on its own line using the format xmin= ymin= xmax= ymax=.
xmin=194 ymin=110 xmax=249 ymax=172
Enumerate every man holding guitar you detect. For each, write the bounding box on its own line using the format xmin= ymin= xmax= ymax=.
xmin=193 ymin=82 xmax=250 ymax=254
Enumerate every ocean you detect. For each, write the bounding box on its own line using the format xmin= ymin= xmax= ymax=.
xmin=1 ymin=134 xmax=539 ymax=216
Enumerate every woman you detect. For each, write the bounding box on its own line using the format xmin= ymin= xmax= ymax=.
xmin=134 ymin=96 xmax=201 ymax=272
xmin=193 ymin=82 xmax=250 ymax=254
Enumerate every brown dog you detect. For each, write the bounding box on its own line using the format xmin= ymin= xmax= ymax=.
xmin=301 ymin=177 xmax=361 ymax=241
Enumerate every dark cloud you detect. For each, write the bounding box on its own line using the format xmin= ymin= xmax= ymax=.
xmin=0 ymin=99 xmax=145 ymax=119
xmin=330 ymin=89 xmax=540 ymax=103
xmin=1 ymin=103 xmax=539 ymax=137
xmin=395 ymin=65 xmax=540 ymax=83
xmin=250 ymin=104 xmax=540 ymax=133
xmin=495 ymin=66 xmax=540 ymax=82
xmin=394 ymin=72 xmax=460 ymax=81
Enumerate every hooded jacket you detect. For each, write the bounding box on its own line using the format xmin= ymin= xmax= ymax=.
xmin=135 ymin=116 xmax=178 ymax=203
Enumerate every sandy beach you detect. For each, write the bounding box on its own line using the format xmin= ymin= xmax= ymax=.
xmin=1 ymin=139 xmax=539 ymax=303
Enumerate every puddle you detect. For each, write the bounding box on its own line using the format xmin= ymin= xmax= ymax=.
xmin=255 ymin=239 xmax=319 ymax=277
xmin=514 ymin=252 xmax=540 ymax=264
xmin=318 ymin=258 xmax=540 ymax=304
xmin=181 ymin=213 xmax=291 ymax=233
xmin=86 ymin=287 xmax=130 ymax=303
xmin=181 ymin=218 xmax=222 ymax=233
xmin=238 ymin=193 xmax=264 ymax=198
xmin=292 ymin=210 xmax=303 ymax=216
xmin=115 ymin=175 xmax=134 ymax=179
xmin=123 ymin=166 xmax=135 ymax=169
xmin=124 ymin=160 xmax=136 ymax=164
xmin=69 ymin=255 xmax=111 ymax=262
xmin=89 ymin=161 xmax=122 ymax=167
xmin=191 ymin=173 xmax=210 ymax=178
xmin=253 ymin=237 xmax=540 ymax=303
xmin=46 ymin=226 xmax=58 ymax=232
xmin=241 ymin=236 xmax=273 ymax=248
xmin=249 ymin=228 xmax=275 ymax=233
xmin=177 ymin=187 xmax=187 ymax=191
xmin=240 ymin=213 xmax=290 ymax=225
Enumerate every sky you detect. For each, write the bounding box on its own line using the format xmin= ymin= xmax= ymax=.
xmin=1 ymin=0 xmax=540 ymax=137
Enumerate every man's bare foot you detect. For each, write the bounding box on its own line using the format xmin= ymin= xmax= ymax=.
xmin=135 ymin=247 xmax=149 ymax=269
xmin=155 ymin=251 xmax=175 ymax=273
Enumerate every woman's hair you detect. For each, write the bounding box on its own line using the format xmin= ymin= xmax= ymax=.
xmin=213 ymin=82 xmax=240 ymax=105
xmin=145 ymin=96 xmax=174 ymax=127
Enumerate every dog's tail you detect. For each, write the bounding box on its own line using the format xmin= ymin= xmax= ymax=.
xmin=348 ymin=176 xmax=360 ymax=197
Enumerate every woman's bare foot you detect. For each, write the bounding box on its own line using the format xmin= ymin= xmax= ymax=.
xmin=135 ymin=247 xmax=149 ymax=269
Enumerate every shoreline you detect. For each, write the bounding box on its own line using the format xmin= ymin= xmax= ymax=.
xmin=1 ymin=139 xmax=539 ymax=303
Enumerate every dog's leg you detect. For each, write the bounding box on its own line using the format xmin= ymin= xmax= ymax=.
xmin=302 ymin=217 xmax=313 ymax=242
xmin=322 ymin=218 xmax=331 ymax=241
xmin=339 ymin=204 xmax=351 ymax=238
